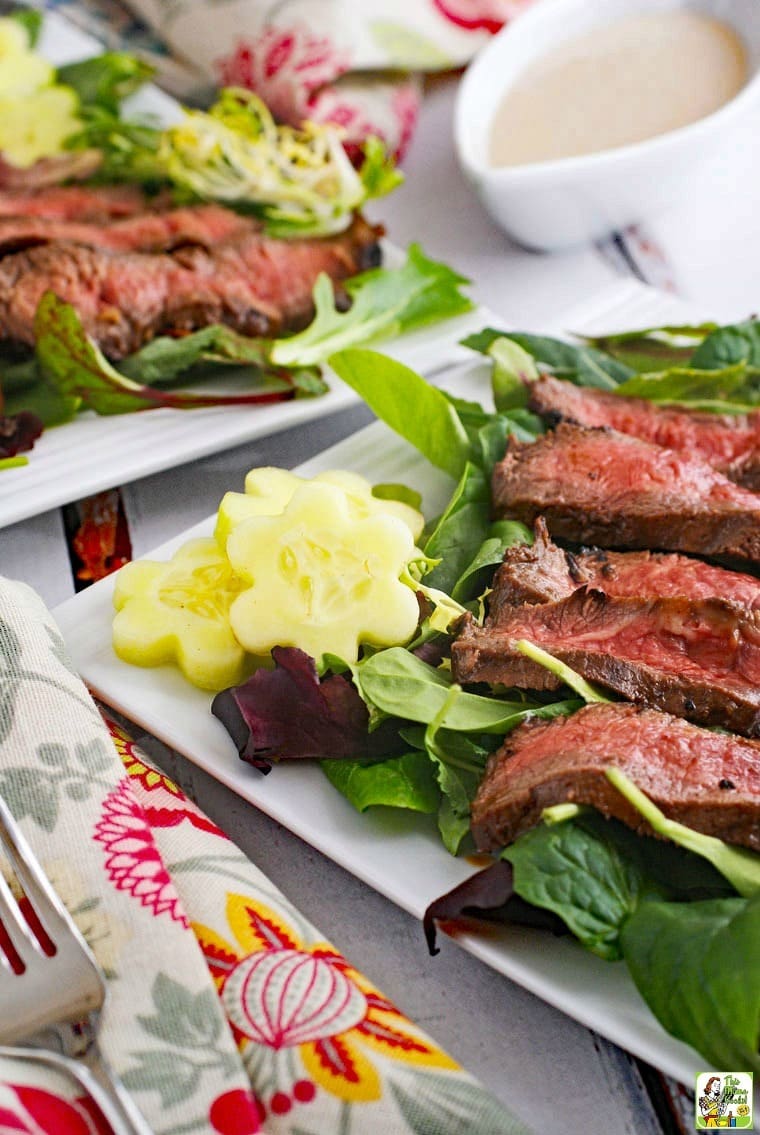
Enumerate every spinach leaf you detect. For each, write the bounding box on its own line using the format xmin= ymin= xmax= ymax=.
xmin=614 ymin=362 xmax=760 ymax=412
xmin=606 ymin=768 xmax=760 ymax=898
xmin=584 ymin=324 xmax=717 ymax=372
xmin=321 ymin=751 xmax=440 ymax=814
xmin=423 ymin=462 xmax=490 ymax=592
xmin=503 ymin=815 xmax=650 ymax=960
xmin=621 ymin=894 xmax=760 ymax=1073
xmin=691 ymin=320 xmax=760 ymax=370
xmin=273 ymin=244 xmax=473 ymax=368
xmin=463 ymin=329 xmax=633 ymax=389
xmin=356 ymin=648 xmax=579 ymax=734
xmin=451 ymin=519 xmax=532 ymax=603
xmin=487 ymin=338 xmax=536 ymax=410
xmin=329 ymin=348 xmax=470 ymax=479
xmin=371 ymin=482 xmax=423 ymax=511
xmin=10 ymin=6 xmax=42 ymax=45
xmin=425 ymin=725 xmax=491 ymax=854
xmin=58 ymin=52 xmax=154 ymax=112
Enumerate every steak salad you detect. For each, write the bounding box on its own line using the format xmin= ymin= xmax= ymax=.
xmin=0 ymin=12 xmax=472 ymax=470
xmin=108 ymin=321 xmax=760 ymax=1074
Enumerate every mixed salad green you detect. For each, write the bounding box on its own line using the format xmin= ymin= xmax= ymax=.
xmin=111 ymin=314 xmax=760 ymax=1071
xmin=317 ymin=330 xmax=760 ymax=1074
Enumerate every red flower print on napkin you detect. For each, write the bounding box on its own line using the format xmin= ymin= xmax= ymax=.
xmin=93 ymin=780 xmax=188 ymax=926
xmin=0 ymin=1085 xmax=111 ymax=1135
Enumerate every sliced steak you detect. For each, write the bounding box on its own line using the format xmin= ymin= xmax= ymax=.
xmin=470 ymin=703 xmax=760 ymax=851
xmin=492 ymin=424 xmax=760 ymax=567
xmin=0 ymin=204 xmax=255 ymax=257
xmin=529 ymin=372 xmax=760 ymax=489
xmin=452 ymin=588 xmax=760 ymax=735
xmin=0 ymin=184 xmax=156 ymax=221
xmin=0 ymin=215 xmax=381 ymax=358
xmin=489 ymin=517 xmax=760 ymax=617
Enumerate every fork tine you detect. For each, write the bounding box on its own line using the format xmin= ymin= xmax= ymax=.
xmin=0 ymin=869 xmax=36 ymax=969
xmin=0 ymin=795 xmax=77 ymax=945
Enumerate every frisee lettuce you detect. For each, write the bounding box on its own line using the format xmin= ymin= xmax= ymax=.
xmin=69 ymin=87 xmax=402 ymax=237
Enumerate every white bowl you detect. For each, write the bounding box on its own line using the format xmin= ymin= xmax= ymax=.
xmin=455 ymin=0 xmax=760 ymax=250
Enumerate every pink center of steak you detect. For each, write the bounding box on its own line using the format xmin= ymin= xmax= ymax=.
xmin=0 ymin=184 xmax=156 ymax=221
xmin=0 ymin=204 xmax=256 ymax=256
xmin=470 ymin=703 xmax=760 ymax=851
xmin=492 ymin=424 xmax=760 ymax=565
xmin=452 ymin=589 xmax=760 ymax=735
xmin=529 ymin=372 xmax=760 ymax=473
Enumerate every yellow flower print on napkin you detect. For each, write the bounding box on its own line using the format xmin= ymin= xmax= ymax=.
xmin=194 ymin=893 xmax=458 ymax=1112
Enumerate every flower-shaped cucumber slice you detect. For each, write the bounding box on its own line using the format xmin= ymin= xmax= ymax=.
xmin=112 ymin=537 xmax=250 ymax=690
xmin=215 ymin=466 xmax=424 ymax=549
xmin=227 ymin=482 xmax=420 ymax=663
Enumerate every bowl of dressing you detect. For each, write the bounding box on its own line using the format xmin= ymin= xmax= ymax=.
xmin=455 ymin=0 xmax=760 ymax=250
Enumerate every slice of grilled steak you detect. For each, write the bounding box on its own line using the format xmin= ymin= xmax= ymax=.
xmin=470 ymin=702 xmax=760 ymax=851
xmin=452 ymin=588 xmax=760 ymax=735
xmin=528 ymin=372 xmax=760 ymax=489
xmin=0 ymin=204 xmax=255 ymax=257
xmin=489 ymin=517 xmax=760 ymax=617
xmin=492 ymin=424 xmax=760 ymax=567
xmin=0 ymin=184 xmax=156 ymax=221
xmin=0 ymin=215 xmax=382 ymax=358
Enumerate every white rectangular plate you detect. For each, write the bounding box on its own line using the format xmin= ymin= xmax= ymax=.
xmin=0 ymin=11 xmax=488 ymax=529
xmin=55 ymin=280 xmax=710 ymax=1086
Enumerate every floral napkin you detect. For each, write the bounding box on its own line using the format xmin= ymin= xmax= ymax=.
xmin=46 ymin=0 xmax=535 ymax=156
xmin=0 ymin=575 xmax=530 ymax=1135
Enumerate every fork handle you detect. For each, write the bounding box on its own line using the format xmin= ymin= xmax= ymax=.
xmin=0 ymin=1046 xmax=154 ymax=1135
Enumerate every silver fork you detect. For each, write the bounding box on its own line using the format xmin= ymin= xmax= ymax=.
xmin=0 ymin=794 xmax=154 ymax=1135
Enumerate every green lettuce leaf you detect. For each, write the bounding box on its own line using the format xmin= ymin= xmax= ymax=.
xmin=274 ymin=244 xmax=473 ymax=367
xmin=621 ymin=894 xmax=760 ymax=1072
xmin=321 ymin=751 xmax=440 ymax=814
xmin=503 ymin=815 xmax=649 ymax=960
xmin=329 ymin=349 xmax=470 ymax=479
xmin=463 ymin=329 xmax=633 ymax=389
xmin=57 ymin=52 xmax=155 ymax=112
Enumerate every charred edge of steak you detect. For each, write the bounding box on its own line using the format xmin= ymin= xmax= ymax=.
xmin=487 ymin=517 xmax=760 ymax=616
xmin=470 ymin=703 xmax=760 ymax=852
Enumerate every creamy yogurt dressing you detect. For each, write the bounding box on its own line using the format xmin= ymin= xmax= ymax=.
xmin=490 ymin=10 xmax=748 ymax=167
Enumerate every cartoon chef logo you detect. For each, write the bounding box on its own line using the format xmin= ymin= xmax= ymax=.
xmin=695 ymin=1072 xmax=753 ymax=1129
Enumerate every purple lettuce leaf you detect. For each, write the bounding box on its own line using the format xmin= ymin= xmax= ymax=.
xmin=423 ymin=860 xmax=567 ymax=955
xmin=212 ymin=646 xmax=379 ymax=772
xmin=0 ymin=410 xmax=43 ymax=458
